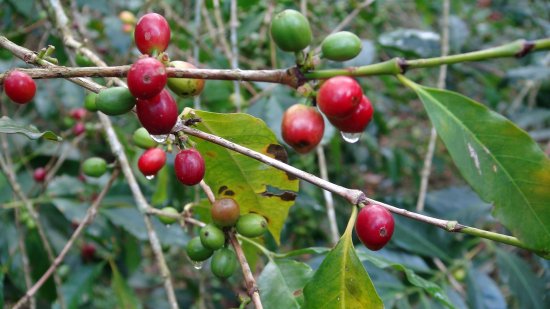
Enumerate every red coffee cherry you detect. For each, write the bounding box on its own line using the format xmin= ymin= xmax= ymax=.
xmin=70 ymin=108 xmax=87 ymax=121
xmin=281 ymin=104 xmax=325 ymax=154
xmin=317 ymin=76 xmax=362 ymax=119
xmin=127 ymin=57 xmax=167 ymax=99
xmin=328 ymin=95 xmax=374 ymax=133
xmin=81 ymin=243 xmax=96 ymax=262
xmin=138 ymin=148 xmax=166 ymax=177
xmin=4 ymin=70 xmax=36 ymax=104
xmin=355 ymin=204 xmax=395 ymax=251
xmin=174 ymin=148 xmax=205 ymax=186
xmin=136 ymin=89 xmax=178 ymax=135
xmin=72 ymin=122 xmax=86 ymax=136
xmin=33 ymin=167 xmax=47 ymax=182
xmin=134 ymin=13 xmax=171 ymax=55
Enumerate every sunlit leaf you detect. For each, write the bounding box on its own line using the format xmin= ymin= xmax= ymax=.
xmin=302 ymin=208 xmax=383 ymax=309
xmin=403 ymin=79 xmax=550 ymax=252
xmin=0 ymin=116 xmax=62 ymax=141
xmin=190 ymin=111 xmax=299 ymax=243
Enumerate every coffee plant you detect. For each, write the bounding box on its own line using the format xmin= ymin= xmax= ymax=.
xmin=0 ymin=1 xmax=549 ymax=308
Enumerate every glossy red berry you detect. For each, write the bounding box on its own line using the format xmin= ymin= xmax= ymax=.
xmin=4 ymin=70 xmax=36 ymax=104
xmin=328 ymin=95 xmax=374 ymax=133
xmin=136 ymin=89 xmax=178 ymax=135
xmin=355 ymin=204 xmax=394 ymax=251
xmin=174 ymin=148 xmax=205 ymax=186
xmin=281 ymin=104 xmax=325 ymax=154
xmin=33 ymin=167 xmax=47 ymax=182
xmin=317 ymin=76 xmax=362 ymax=119
xmin=127 ymin=57 xmax=167 ymax=99
xmin=138 ymin=148 xmax=166 ymax=177
xmin=70 ymin=108 xmax=87 ymax=121
xmin=72 ymin=122 xmax=86 ymax=136
xmin=134 ymin=13 xmax=171 ymax=55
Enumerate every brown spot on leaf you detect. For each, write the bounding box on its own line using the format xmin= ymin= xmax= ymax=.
xmin=224 ymin=190 xmax=235 ymax=196
xmin=261 ymin=191 xmax=297 ymax=201
xmin=218 ymin=185 xmax=228 ymax=194
xmin=266 ymin=144 xmax=288 ymax=163
xmin=286 ymin=172 xmax=298 ymax=181
xmin=293 ymin=289 xmax=303 ymax=297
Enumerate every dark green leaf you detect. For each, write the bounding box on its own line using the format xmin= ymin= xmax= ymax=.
xmin=110 ymin=260 xmax=142 ymax=309
xmin=276 ymin=247 xmax=331 ymax=259
xmin=258 ymin=259 xmax=314 ymax=309
xmin=152 ymin=166 xmax=169 ymax=205
xmin=191 ymin=111 xmax=299 ymax=243
xmin=405 ymin=81 xmax=550 ymax=252
xmin=496 ymin=249 xmax=548 ymax=309
xmin=61 ymin=262 xmax=105 ymax=309
xmin=302 ymin=208 xmax=383 ymax=309
xmin=0 ymin=267 xmax=3 ymax=309
xmin=0 ymin=116 xmax=62 ymax=141
xmin=357 ymin=248 xmax=455 ymax=308
xmin=466 ymin=266 xmax=506 ymax=309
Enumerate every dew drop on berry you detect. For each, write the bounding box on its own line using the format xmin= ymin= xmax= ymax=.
xmin=150 ymin=134 xmax=168 ymax=143
xmin=145 ymin=175 xmax=155 ymax=180
xmin=340 ymin=131 xmax=362 ymax=143
xmin=192 ymin=260 xmax=204 ymax=270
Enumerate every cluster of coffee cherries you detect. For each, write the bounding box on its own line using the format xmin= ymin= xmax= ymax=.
xmin=185 ymin=198 xmax=268 ymax=279
xmin=269 ymin=9 xmax=374 ymax=154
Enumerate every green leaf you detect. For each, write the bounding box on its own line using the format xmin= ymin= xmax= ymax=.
xmin=0 ymin=269 xmax=3 ymax=309
xmin=402 ymin=79 xmax=550 ymax=252
xmin=258 ymin=259 xmax=314 ymax=309
xmin=152 ymin=166 xmax=169 ymax=205
xmin=109 ymin=260 xmax=142 ymax=309
xmin=465 ymin=266 xmax=506 ymax=309
xmin=61 ymin=262 xmax=105 ymax=309
xmin=496 ymin=248 xmax=548 ymax=309
xmin=190 ymin=111 xmax=299 ymax=244
xmin=357 ymin=248 xmax=455 ymax=308
xmin=276 ymin=247 xmax=331 ymax=259
xmin=0 ymin=116 xmax=62 ymax=141
xmin=302 ymin=208 xmax=383 ymax=309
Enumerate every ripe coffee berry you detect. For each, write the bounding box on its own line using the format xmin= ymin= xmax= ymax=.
xmin=355 ymin=204 xmax=394 ymax=251
xmin=317 ymin=76 xmax=362 ymax=119
xmin=4 ymin=70 xmax=36 ymax=104
xmin=138 ymin=148 xmax=166 ymax=177
xmin=328 ymin=95 xmax=374 ymax=133
xmin=70 ymin=108 xmax=87 ymax=121
xmin=211 ymin=198 xmax=240 ymax=227
xmin=33 ymin=167 xmax=47 ymax=182
xmin=136 ymin=89 xmax=178 ymax=135
xmin=72 ymin=122 xmax=86 ymax=136
xmin=174 ymin=148 xmax=205 ymax=186
xmin=281 ymin=104 xmax=324 ymax=154
xmin=134 ymin=13 xmax=171 ymax=55
xmin=127 ymin=57 xmax=167 ymax=99
xmin=81 ymin=243 xmax=96 ymax=262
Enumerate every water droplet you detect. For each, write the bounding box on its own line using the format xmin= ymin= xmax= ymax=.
xmin=337 ymin=297 xmax=340 ymax=301
xmin=340 ymin=131 xmax=362 ymax=143
xmin=192 ymin=260 xmax=204 ymax=270
xmin=150 ymin=134 xmax=168 ymax=143
xmin=145 ymin=175 xmax=155 ymax=180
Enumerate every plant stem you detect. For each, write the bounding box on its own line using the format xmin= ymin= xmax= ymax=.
xmin=228 ymin=232 xmax=264 ymax=309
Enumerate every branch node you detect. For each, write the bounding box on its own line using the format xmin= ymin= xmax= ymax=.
xmin=397 ymin=58 xmax=409 ymax=74
xmin=515 ymin=40 xmax=535 ymax=58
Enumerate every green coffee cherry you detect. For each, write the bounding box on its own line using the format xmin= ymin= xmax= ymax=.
xmin=210 ymin=247 xmax=238 ymax=279
xmin=75 ymin=53 xmax=94 ymax=67
xmin=186 ymin=237 xmax=213 ymax=262
xmin=321 ymin=31 xmax=362 ymax=61
xmin=158 ymin=207 xmax=179 ymax=225
xmin=236 ymin=213 xmax=268 ymax=238
xmin=167 ymin=61 xmax=205 ymax=98
xmin=82 ymin=157 xmax=107 ymax=178
xmin=96 ymin=87 xmax=136 ymax=116
xmin=132 ymin=127 xmax=158 ymax=149
xmin=200 ymin=224 xmax=225 ymax=250
xmin=84 ymin=92 xmax=98 ymax=112
xmin=270 ymin=9 xmax=312 ymax=52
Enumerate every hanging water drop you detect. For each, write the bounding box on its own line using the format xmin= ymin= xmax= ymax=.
xmin=150 ymin=134 xmax=168 ymax=143
xmin=340 ymin=131 xmax=361 ymax=143
xmin=145 ymin=175 xmax=155 ymax=180
xmin=191 ymin=260 xmax=204 ymax=270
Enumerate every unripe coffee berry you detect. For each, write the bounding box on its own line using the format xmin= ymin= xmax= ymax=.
xmin=200 ymin=224 xmax=226 ymax=250
xmin=236 ymin=213 xmax=268 ymax=238
xmin=158 ymin=206 xmax=179 ymax=225
xmin=211 ymin=198 xmax=240 ymax=227
xmin=186 ymin=236 xmax=213 ymax=262
xmin=210 ymin=247 xmax=238 ymax=279
xmin=82 ymin=157 xmax=107 ymax=178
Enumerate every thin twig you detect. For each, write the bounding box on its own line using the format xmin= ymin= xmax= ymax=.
xmin=230 ymin=0 xmax=242 ymax=112
xmin=228 ymin=232 xmax=264 ymax=309
xmin=316 ymin=146 xmax=339 ymax=245
xmin=14 ymin=208 xmax=36 ymax=309
xmin=416 ymin=0 xmax=450 ymax=212
xmin=11 ymin=169 xmax=120 ymax=309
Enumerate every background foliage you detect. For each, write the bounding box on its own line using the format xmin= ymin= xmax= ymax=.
xmin=1 ymin=0 xmax=549 ymax=308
